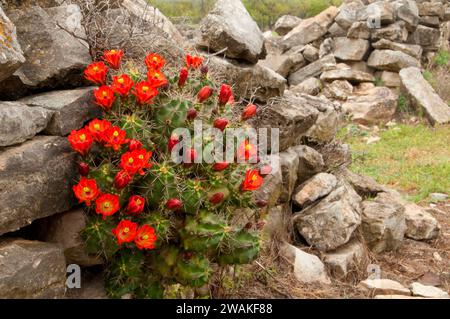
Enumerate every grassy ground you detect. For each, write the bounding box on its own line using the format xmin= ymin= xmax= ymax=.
xmin=337 ymin=123 xmax=450 ymax=203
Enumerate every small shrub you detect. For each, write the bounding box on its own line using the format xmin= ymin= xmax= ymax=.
xmin=434 ymin=50 xmax=450 ymax=67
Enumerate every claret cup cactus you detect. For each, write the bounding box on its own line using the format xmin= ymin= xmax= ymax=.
xmin=67 ymin=50 xmax=266 ymax=298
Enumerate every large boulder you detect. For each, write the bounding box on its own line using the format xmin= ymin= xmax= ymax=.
xmin=0 ymin=101 xmax=52 ymax=147
xmin=288 ymin=54 xmax=336 ymax=86
xmin=361 ymin=192 xmax=406 ymax=253
xmin=0 ymin=239 xmax=66 ymax=298
xmin=399 ymin=67 xmax=450 ymax=125
xmin=333 ymin=37 xmax=370 ymax=61
xmin=274 ymin=15 xmax=302 ymax=36
xmin=293 ymin=181 xmax=362 ymax=252
xmin=0 ymin=6 xmax=25 ymax=82
xmin=342 ymin=86 xmax=398 ymax=125
xmin=368 ymin=49 xmax=420 ymax=71
xmin=0 ymin=136 xmax=77 ymax=235
xmin=198 ymin=0 xmax=265 ymax=63
xmin=19 ymin=87 xmax=100 ymax=136
xmin=0 ymin=4 xmax=91 ymax=100
xmin=209 ymin=56 xmax=286 ymax=102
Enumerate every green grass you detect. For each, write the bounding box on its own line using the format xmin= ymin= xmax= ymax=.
xmin=338 ymin=124 xmax=450 ymax=203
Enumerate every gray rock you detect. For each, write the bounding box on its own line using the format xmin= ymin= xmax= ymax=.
xmin=357 ymin=1 xmax=395 ymax=26
xmin=399 ymin=67 xmax=450 ymax=125
xmin=289 ymin=54 xmax=336 ymax=86
xmin=293 ymin=181 xmax=362 ymax=251
xmin=333 ymin=37 xmax=370 ymax=61
xmin=337 ymin=168 xmax=386 ymax=197
xmin=335 ymin=1 xmax=364 ymax=29
xmin=342 ymin=86 xmax=398 ymax=125
xmin=361 ymin=192 xmax=406 ymax=253
xmin=323 ymin=79 xmax=354 ymax=101
xmin=0 ymin=6 xmax=25 ymax=82
xmin=419 ymin=15 xmax=440 ymax=28
xmin=396 ymin=2 xmax=420 ymax=30
xmin=320 ymin=68 xmax=374 ymax=83
xmin=288 ymin=145 xmax=325 ymax=183
xmin=347 ymin=21 xmax=371 ymax=39
xmin=404 ymin=203 xmax=440 ymax=241
xmin=372 ymin=39 xmax=423 ymax=60
xmin=410 ymin=282 xmax=449 ymax=298
xmin=292 ymin=173 xmax=337 ymax=207
xmin=359 ymin=279 xmax=411 ymax=296
xmin=430 ymin=193 xmax=448 ymax=202
xmin=278 ymin=151 xmax=299 ymax=203
xmin=417 ymin=2 xmax=444 ymax=17
xmin=0 ymin=101 xmax=52 ymax=147
xmin=376 ymin=71 xmax=401 ymax=88
xmin=328 ymin=22 xmax=347 ymax=37
xmin=303 ymin=44 xmax=320 ymax=62
xmin=290 ymin=77 xmax=322 ymax=96
xmin=371 ymin=21 xmax=409 ymax=42
xmin=0 ymin=136 xmax=77 ymax=235
xmin=274 ymin=15 xmax=302 ymax=36
xmin=19 ymin=88 xmax=100 ymax=136
xmin=0 ymin=239 xmax=66 ymax=298
xmin=0 ymin=4 xmax=91 ymax=100
xmin=320 ymin=142 xmax=352 ymax=170
xmin=258 ymin=51 xmax=305 ymax=78
xmin=36 ymin=208 xmax=103 ymax=266
xmin=323 ymin=238 xmax=367 ymax=278
xmin=367 ymin=49 xmax=420 ymax=72
xmin=198 ymin=0 xmax=265 ymax=63
xmin=264 ymin=205 xmax=291 ymax=241
xmin=254 ymin=154 xmax=282 ymax=208
xmin=65 ymin=271 xmax=108 ymax=299
xmin=408 ymin=25 xmax=440 ymax=49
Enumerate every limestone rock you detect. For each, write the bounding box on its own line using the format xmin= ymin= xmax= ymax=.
xmin=290 ymin=77 xmax=322 ymax=96
xmin=323 ymin=79 xmax=354 ymax=101
xmin=289 ymin=54 xmax=336 ymax=86
xmin=335 ymin=1 xmax=364 ymax=29
xmin=399 ymin=67 xmax=450 ymax=125
xmin=278 ymin=151 xmax=299 ymax=203
xmin=333 ymin=37 xmax=370 ymax=61
xmin=264 ymin=205 xmax=291 ymax=241
xmin=372 ymin=39 xmax=423 ymax=60
xmin=419 ymin=15 xmax=440 ymax=28
xmin=358 ymin=1 xmax=395 ymax=26
xmin=376 ymin=71 xmax=401 ymax=88
xmin=274 ymin=15 xmax=302 ymax=36
xmin=329 ymin=22 xmax=347 ymax=37
xmin=396 ymin=2 xmax=420 ymax=30
xmin=404 ymin=203 xmax=440 ymax=241
xmin=371 ymin=21 xmax=409 ymax=42
xmin=417 ymin=2 xmax=444 ymax=18
xmin=359 ymin=279 xmax=411 ymax=296
xmin=292 ymin=173 xmax=337 ymax=207
xmin=408 ymin=25 xmax=440 ymax=49
xmin=0 ymin=239 xmax=66 ymax=298
xmin=320 ymin=142 xmax=352 ymax=170
xmin=254 ymin=154 xmax=283 ymax=208
xmin=410 ymin=282 xmax=449 ymax=299
xmin=320 ymin=69 xmax=374 ymax=83
xmin=303 ymin=45 xmax=320 ymax=62
xmin=198 ymin=0 xmax=265 ymax=63
xmin=258 ymin=51 xmax=305 ymax=78
xmin=0 ymin=136 xmax=77 ymax=235
xmin=323 ymin=238 xmax=367 ymax=278
xmin=337 ymin=168 xmax=386 ymax=197
xmin=288 ymin=145 xmax=325 ymax=183
xmin=347 ymin=21 xmax=371 ymax=39
xmin=0 ymin=101 xmax=52 ymax=147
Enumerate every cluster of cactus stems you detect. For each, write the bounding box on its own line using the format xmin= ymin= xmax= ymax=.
xmin=68 ymin=50 xmax=266 ymax=298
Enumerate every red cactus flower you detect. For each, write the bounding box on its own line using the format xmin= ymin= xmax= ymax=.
xmin=102 ymin=126 xmax=128 ymax=151
xmin=241 ymin=169 xmax=264 ymax=191
xmin=168 ymin=134 xmax=179 ymax=153
xmin=197 ymin=86 xmax=213 ymax=103
xmin=178 ymin=67 xmax=188 ymax=87
xmin=166 ymin=198 xmax=183 ymax=211
xmin=95 ymin=193 xmax=120 ymax=219
xmin=78 ymin=162 xmax=90 ymax=177
xmin=237 ymin=140 xmax=258 ymax=162
xmin=94 ymin=85 xmax=115 ymax=111
xmin=68 ymin=128 xmax=93 ymax=156
xmin=73 ymin=178 xmax=99 ymax=206
xmin=187 ymin=108 xmax=198 ymax=121
xmin=135 ymin=225 xmax=157 ymax=250
xmin=213 ymin=118 xmax=229 ymax=131
xmin=87 ymin=118 xmax=112 ymax=142
xmin=84 ymin=61 xmax=108 ymax=85
xmin=218 ymin=84 xmax=233 ymax=105
xmin=133 ymin=81 xmax=158 ymax=105
xmin=126 ymin=195 xmax=145 ymax=215
xmin=112 ymin=74 xmax=134 ymax=96
xmin=128 ymin=139 xmax=143 ymax=151
xmin=212 ymin=162 xmax=229 ymax=171
xmin=114 ymin=170 xmax=132 ymax=190
xmin=186 ymin=54 xmax=203 ymax=69
xmin=184 ymin=148 xmax=197 ymax=166
xmin=145 ymin=53 xmax=165 ymax=70
xmin=102 ymin=49 xmax=123 ymax=70
xmin=120 ymin=149 xmax=153 ymax=175
xmin=242 ymin=103 xmax=257 ymax=120
xmin=209 ymin=192 xmax=225 ymax=205
xmin=147 ymin=68 xmax=168 ymax=88
xmin=112 ymin=220 xmax=138 ymax=245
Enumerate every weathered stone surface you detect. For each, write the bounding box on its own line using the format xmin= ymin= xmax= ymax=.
xmin=408 ymin=24 xmax=440 ymax=49
xmin=288 ymin=145 xmax=325 ymax=183
xmin=347 ymin=21 xmax=371 ymax=39
xmin=264 ymin=205 xmax=291 ymax=241
xmin=404 ymin=203 xmax=440 ymax=241
xmin=359 ymin=279 xmax=411 ymax=296
xmin=410 ymin=282 xmax=449 ymax=299
xmin=281 ymin=242 xmax=331 ymax=284
xmin=323 ymin=238 xmax=367 ymax=278
xmin=376 ymin=71 xmax=401 ymax=88
xmin=396 ymin=2 xmax=420 ymax=30
xmin=0 ymin=4 xmax=91 ymax=100
xmin=255 ymin=95 xmax=318 ymax=151
xmin=342 ymin=86 xmax=398 ymax=125
xmin=19 ymin=88 xmax=100 ymax=136
xmin=65 ymin=271 xmax=108 ymax=299
xmin=373 ymin=295 xmax=424 ymax=299
xmin=368 ymin=49 xmax=420 ymax=72
xmin=372 ymin=39 xmax=423 ymax=60
xmin=282 ymin=6 xmax=338 ymax=49
xmin=0 ymin=239 xmax=66 ymax=298
xmin=209 ymin=56 xmax=286 ymax=102
xmin=254 ymin=154 xmax=283 ymax=208
xmin=337 ymin=168 xmax=386 ymax=197
xmin=418 ymin=2 xmax=444 ymax=18
xmin=0 ymin=101 xmax=52 ymax=147
xmin=335 ymin=1 xmax=364 ymax=29
xmin=323 ymin=79 xmax=354 ymax=101
xmin=321 ymin=68 xmax=374 ymax=83
xmin=371 ymin=21 xmax=409 ymax=42
xmin=303 ymin=44 xmax=320 ymax=62
xmin=274 ymin=15 xmax=302 ymax=36
xmin=289 ymin=54 xmax=336 ymax=86
xmin=0 ymin=136 xmax=77 ymax=235
xmin=258 ymin=51 xmax=305 ymax=78
xmin=293 ymin=173 xmax=337 ymax=207
xmin=293 ymin=181 xmax=362 ymax=252
xmin=399 ymin=67 xmax=450 ymax=125
xmin=0 ymin=6 xmax=25 ymax=82
xmin=290 ymin=77 xmax=322 ymax=96
xmin=328 ymin=22 xmax=347 ymax=37
xmin=357 ymin=1 xmax=395 ymax=25
xmin=348 ymin=61 xmax=374 ymax=74
xmin=278 ymin=151 xmax=299 ymax=203
xmin=361 ymin=192 xmax=406 ymax=253
xmin=419 ymin=15 xmax=440 ymax=28
xmin=333 ymin=37 xmax=370 ymax=61
xmin=198 ymin=0 xmax=265 ymax=63
xmin=37 ymin=208 xmax=103 ymax=266
xmin=319 ymin=38 xmax=334 ymax=58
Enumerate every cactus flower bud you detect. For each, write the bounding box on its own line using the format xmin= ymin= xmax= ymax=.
xmin=166 ymin=198 xmax=183 ymax=211
xmin=242 ymin=103 xmax=257 ymax=120
xmin=178 ymin=67 xmax=188 ymax=87
xmin=168 ymin=134 xmax=179 ymax=153
xmin=209 ymin=192 xmax=225 ymax=205
xmin=244 ymin=222 xmax=253 ymax=229
xmin=114 ymin=170 xmax=132 ymax=190
xmin=197 ymin=86 xmax=213 ymax=103
xmin=256 ymin=199 xmax=268 ymax=208
xmin=78 ymin=162 xmax=90 ymax=176
xmin=187 ymin=108 xmax=198 ymax=121
xmin=213 ymin=118 xmax=229 ymax=131
xmin=212 ymin=162 xmax=229 ymax=171
xmin=218 ymin=84 xmax=233 ymax=105
xmin=200 ymin=65 xmax=209 ymax=76
xmin=126 ymin=195 xmax=145 ymax=215
xmin=128 ymin=139 xmax=143 ymax=151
